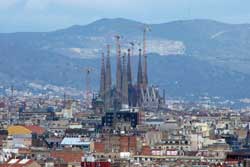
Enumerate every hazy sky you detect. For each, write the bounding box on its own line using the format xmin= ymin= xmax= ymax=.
xmin=1 ymin=0 xmax=250 ymax=32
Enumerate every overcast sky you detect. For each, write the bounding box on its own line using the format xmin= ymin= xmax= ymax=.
xmin=1 ymin=0 xmax=250 ymax=32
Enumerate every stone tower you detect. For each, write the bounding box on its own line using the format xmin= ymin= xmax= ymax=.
xmin=115 ymin=35 xmax=122 ymax=95
xmin=105 ymin=45 xmax=112 ymax=109
xmin=137 ymin=49 xmax=143 ymax=87
xmin=122 ymin=52 xmax=128 ymax=106
xmin=100 ymin=52 xmax=105 ymax=100
xmin=127 ymin=48 xmax=132 ymax=87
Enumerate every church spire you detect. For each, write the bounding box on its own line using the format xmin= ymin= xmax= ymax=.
xmin=127 ymin=48 xmax=132 ymax=87
xmin=143 ymin=28 xmax=148 ymax=88
xmin=115 ymin=35 xmax=122 ymax=94
xmin=122 ymin=52 xmax=128 ymax=105
xmin=137 ymin=49 xmax=143 ymax=87
xmin=100 ymin=52 xmax=105 ymax=100
xmin=105 ymin=44 xmax=112 ymax=108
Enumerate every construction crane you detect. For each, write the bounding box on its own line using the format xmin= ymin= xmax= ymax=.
xmin=143 ymin=25 xmax=151 ymax=58
xmin=129 ymin=42 xmax=135 ymax=57
xmin=83 ymin=67 xmax=95 ymax=109
xmin=114 ymin=35 xmax=122 ymax=92
xmin=142 ymin=25 xmax=151 ymax=87
xmin=8 ymin=85 xmax=17 ymax=125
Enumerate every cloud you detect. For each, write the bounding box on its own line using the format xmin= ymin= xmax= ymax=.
xmin=24 ymin=0 xmax=50 ymax=10
xmin=0 ymin=0 xmax=21 ymax=9
xmin=52 ymin=0 xmax=131 ymax=9
xmin=0 ymin=0 xmax=132 ymax=11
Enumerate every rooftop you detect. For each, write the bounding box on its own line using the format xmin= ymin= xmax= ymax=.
xmin=61 ymin=137 xmax=91 ymax=146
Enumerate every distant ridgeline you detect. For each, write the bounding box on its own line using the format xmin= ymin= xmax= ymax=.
xmin=1 ymin=18 xmax=250 ymax=101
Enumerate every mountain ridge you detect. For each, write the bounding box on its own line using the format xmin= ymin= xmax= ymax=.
xmin=1 ymin=18 xmax=250 ymax=100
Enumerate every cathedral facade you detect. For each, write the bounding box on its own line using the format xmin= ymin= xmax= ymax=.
xmin=98 ymin=36 xmax=164 ymax=111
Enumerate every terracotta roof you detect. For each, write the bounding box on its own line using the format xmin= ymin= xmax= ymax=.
xmin=51 ymin=149 xmax=83 ymax=163
xmin=24 ymin=125 xmax=45 ymax=135
xmin=94 ymin=142 xmax=105 ymax=153
xmin=18 ymin=148 xmax=31 ymax=154
xmin=141 ymin=146 xmax=151 ymax=155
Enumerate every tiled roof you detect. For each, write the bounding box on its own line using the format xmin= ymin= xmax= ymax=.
xmin=24 ymin=125 xmax=45 ymax=135
xmin=7 ymin=125 xmax=45 ymax=136
xmin=94 ymin=142 xmax=105 ymax=153
xmin=51 ymin=149 xmax=83 ymax=163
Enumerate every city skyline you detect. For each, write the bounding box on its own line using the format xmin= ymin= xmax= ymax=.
xmin=1 ymin=1 xmax=250 ymax=166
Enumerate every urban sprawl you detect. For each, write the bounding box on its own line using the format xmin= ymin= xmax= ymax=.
xmin=0 ymin=27 xmax=250 ymax=167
